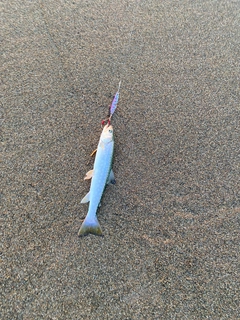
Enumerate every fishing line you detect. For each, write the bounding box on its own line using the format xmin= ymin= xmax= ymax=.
xmin=119 ymin=0 xmax=140 ymax=82
xmin=102 ymin=0 xmax=140 ymax=126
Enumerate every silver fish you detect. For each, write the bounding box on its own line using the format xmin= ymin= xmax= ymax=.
xmin=78 ymin=124 xmax=115 ymax=236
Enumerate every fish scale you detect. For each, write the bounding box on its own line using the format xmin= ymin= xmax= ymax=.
xmin=88 ymin=139 xmax=114 ymax=215
xmin=78 ymin=124 xmax=114 ymax=236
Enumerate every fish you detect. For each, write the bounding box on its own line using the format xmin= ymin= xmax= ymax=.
xmin=78 ymin=124 xmax=115 ymax=236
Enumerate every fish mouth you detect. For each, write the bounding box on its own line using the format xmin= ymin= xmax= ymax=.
xmin=104 ymin=124 xmax=113 ymax=132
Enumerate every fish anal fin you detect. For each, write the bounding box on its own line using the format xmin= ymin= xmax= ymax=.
xmin=107 ymin=169 xmax=116 ymax=185
xmin=80 ymin=191 xmax=90 ymax=203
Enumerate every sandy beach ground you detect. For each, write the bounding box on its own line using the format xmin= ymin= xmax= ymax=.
xmin=1 ymin=0 xmax=239 ymax=319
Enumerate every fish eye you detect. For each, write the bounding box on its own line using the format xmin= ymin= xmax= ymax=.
xmin=108 ymin=129 xmax=113 ymax=133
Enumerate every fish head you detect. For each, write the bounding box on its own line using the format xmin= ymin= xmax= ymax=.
xmin=101 ymin=124 xmax=114 ymax=143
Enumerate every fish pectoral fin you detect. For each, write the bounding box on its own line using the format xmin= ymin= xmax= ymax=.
xmin=107 ymin=169 xmax=116 ymax=185
xmin=84 ymin=169 xmax=94 ymax=180
xmin=80 ymin=191 xmax=90 ymax=203
xmin=90 ymin=149 xmax=97 ymax=157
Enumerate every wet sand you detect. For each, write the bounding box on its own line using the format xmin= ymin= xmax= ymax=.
xmin=1 ymin=0 xmax=239 ymax=319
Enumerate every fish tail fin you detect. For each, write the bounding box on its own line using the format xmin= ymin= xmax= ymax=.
xmin=78 ymin=216 xmax=103 ymax=237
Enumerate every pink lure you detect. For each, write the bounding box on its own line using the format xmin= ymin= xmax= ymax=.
xmin=110 ymin=81 xmax=121 ymax=117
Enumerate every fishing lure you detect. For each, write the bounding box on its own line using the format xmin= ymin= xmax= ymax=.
xmin=110 ymin=80 xmax=121 ymax=118
xmin=102 ymin=81 xmax=121 ymax=126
